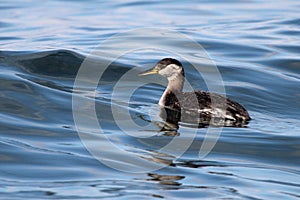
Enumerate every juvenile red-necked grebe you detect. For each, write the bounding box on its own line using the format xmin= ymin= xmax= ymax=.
xmin=139 ymin=58 xmax=251 ymax=123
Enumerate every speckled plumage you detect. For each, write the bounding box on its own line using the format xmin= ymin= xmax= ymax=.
xmin=163 ymin=90 xmax=251 ymax=122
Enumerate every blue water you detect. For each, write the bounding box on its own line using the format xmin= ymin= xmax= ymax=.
xmin=1 ymin=0 xmax=300 ymax=199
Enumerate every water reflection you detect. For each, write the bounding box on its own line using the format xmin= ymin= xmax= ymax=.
xmin=141 ymin=153 xmax=175 ymax=167
xmin=147 ymin=173 xmax=184 ymax=187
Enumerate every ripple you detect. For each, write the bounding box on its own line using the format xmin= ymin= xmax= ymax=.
xmin=1 ymin=0 xmax=300 ymax=199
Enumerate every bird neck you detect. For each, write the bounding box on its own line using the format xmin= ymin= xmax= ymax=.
xmin=167 ymin=73 xmax=184 ymax=93
xmin=159 ymin=74 xmax=184 ymax=106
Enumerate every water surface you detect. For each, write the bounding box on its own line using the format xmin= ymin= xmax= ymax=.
xmin=1 ymin=0 xmax=300 ymax=199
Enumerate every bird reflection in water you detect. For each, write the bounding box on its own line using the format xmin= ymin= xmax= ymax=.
xmin=147 ymin=173 xmax=185 ymax=187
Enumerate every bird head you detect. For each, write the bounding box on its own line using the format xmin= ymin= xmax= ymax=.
xmin=139 ymin=58 xmax=184 ymax=80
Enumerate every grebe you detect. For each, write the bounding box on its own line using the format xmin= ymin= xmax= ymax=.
xmin=139 ymin=58 xmax=251 ymax=124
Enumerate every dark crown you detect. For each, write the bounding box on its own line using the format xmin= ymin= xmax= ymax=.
xmin=157 ymin=58 xmax=183 ymax=69
xmin=156 ymin=58 xmax=185 ymax=77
